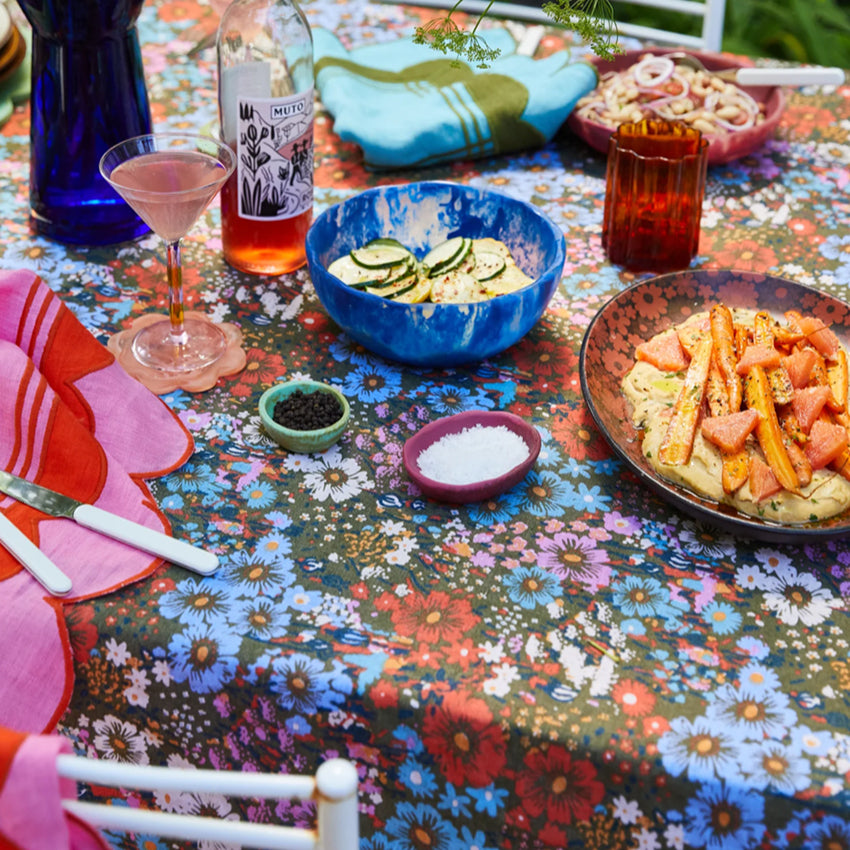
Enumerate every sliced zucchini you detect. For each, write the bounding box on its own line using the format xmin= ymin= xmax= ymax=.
xmin=327 ymin=255 xmax=375 ymax=288
xmin=366 ymin=271 xmax=420 ymax=299
xmin=364 ymin=257 xmax=417 ymax=289
xmin=365 ymin=237 xmax=410 ymax=251
xmin=351 ymin=244 xmax=413 ymax=269
xmin=472 ymin=237 xmax=511 ymax=259
xmin=391 ymin=275 xmax=433 ymax=304
xmin=423 ymin=237 xmax=471 ymax=277
xmin=430 ymin=270 xmax=490 ymax=304
xmin=483 ymin=264 xmax=534 ymax=297
xmin=471 ymin=250 xmax=506 ymax=282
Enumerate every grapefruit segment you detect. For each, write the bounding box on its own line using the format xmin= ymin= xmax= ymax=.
xmin=805 ymin=420 xmax=849 ymax=470
xmin=635 ymin=331 xmax=690 ymax=372
xmin=700 ymin=409 xmax=760 ymax=453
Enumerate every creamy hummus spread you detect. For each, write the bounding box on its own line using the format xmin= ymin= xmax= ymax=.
xmin=622 ymin=312 xmax=850 ymax=524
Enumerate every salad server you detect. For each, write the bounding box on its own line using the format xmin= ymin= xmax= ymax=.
xmin=0 ymin=470 xmax=219 ymax=576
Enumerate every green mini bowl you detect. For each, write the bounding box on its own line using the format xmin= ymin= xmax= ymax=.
xmin=259 ymin=380 xmax=350 ymax=453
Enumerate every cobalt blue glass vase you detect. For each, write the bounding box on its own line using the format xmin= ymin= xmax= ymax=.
xmin=17 ymin=0 xmax=153 ymax=245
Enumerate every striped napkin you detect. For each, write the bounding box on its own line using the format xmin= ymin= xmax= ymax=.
xmin=0 ymin=727 xmax=108 ymax=850
xmin=313 ymin=27 xmax=598 ymax=169
xmin=0 ymin=269 xmax=194 ymax=734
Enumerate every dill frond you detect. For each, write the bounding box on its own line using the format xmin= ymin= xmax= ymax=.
xmin=414 ymin=0 xmax=623 ymax=68
xmin=413 ymin=3 xmax=501 ymax=67
xmin=542 ymin=0 xmax=623 ymax=59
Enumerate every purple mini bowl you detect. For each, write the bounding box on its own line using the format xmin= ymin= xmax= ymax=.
xmin=403 ymin=410 xmax=541 ymax=504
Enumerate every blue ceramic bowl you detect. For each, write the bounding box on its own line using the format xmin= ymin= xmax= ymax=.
xmin=305 ymin=181 xmax=566 ymax=368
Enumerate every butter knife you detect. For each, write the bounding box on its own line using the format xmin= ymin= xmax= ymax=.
xmin=0 ymin=471 xmax=219 ymax=576
xmin=0 ymin=512 xmax=72 ymax=596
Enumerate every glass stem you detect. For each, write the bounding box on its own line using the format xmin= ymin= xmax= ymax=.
xmin=166 ymin=239 xmax=188 ymax=345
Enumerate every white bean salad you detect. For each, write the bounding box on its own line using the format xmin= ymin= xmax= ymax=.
xmin=575 ymin=53 xmax=766 ymax=137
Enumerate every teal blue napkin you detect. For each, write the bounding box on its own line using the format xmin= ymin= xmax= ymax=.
xmin=313 ymin=28 xmax=598 ymax=170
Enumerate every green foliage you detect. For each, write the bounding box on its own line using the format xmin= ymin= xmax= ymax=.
xmin=413 ymin=0 xmax=623 ymax=67
xmin=415 ymin=0 xmax=850 ymax=68
xmin=617 ymin=0 xmax=850 ymax=65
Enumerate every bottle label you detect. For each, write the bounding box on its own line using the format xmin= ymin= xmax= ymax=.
xmin=235 ymin=89 xmax=313 ymax=221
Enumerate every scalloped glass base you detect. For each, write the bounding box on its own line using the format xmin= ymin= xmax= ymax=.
xmin=108 ymin=312 xmax=246 ymax=394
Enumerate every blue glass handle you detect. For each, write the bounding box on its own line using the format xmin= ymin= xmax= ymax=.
xmin=17 ymin=0 xmax=153 ymax=245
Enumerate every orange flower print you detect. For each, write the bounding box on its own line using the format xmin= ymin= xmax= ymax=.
xmin=390 ymin=590 xmax=478 ymax=644
xmin=612 ymin=678 xmax=656 ymax=717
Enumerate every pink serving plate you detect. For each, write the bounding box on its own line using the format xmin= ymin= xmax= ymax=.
xmin=403 ymin=410 xmax=541 ymax=504
xmin=567 ymin=48 xmax=786 ymax=165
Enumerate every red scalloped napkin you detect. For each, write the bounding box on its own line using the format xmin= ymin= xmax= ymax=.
xmin=0 ymin=727 xmax=109 ymax=850
xmin=0 ymin=270 xmax=195 ymax=733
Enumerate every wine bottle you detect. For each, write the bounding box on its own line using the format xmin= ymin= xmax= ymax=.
xmin=216 ymin=0 xmax=314 ymax=275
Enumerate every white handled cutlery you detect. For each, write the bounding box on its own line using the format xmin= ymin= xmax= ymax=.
xmin=0 ymin=471 xmax=219 ymax=576
xmin=0 ymin=512 xmax=72 ymax=596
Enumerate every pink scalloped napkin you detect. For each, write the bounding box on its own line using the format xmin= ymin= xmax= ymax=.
xmin=0 ymin=727 xmax=109 ymax=850
xmin=0 ymin=269 xmax=194 ymax=734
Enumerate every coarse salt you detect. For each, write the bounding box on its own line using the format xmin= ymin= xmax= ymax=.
xmin=416 ymin=424 xmax=530 ymax=485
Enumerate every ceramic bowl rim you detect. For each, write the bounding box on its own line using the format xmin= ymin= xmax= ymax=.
xmin=403 ymin=410 xmax=542 ymax=504
xmin=306 ymin=181 xmax=566 ymax=313
xmin=259 ymin=380 xmax=350 ymax=444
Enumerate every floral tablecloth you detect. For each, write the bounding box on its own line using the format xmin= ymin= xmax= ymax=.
xmin=2 ymin=1 xmax=850 ymax=848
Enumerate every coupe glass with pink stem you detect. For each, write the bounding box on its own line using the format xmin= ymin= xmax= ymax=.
xmin=100 ymin=132 xmax=236 ymax=374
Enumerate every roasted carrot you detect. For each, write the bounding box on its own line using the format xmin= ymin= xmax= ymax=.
xmin=809 ymin=350 xmax=844 ymax=412
xmin=659 ymin=336 xmax=713 ymax=466
xmin=710 ymin=304 xmax=742 ymax=412
xmin=778 ymin=408 xmax=807 ymax=447
xmin=744 ymin=365 xmax=800 ymax=493
xmin=706 ymin=357 xmax=750 ymax=493
xmin=785 ymin=440 xmax=813 ymax=488
xmin=827 ymin=348 xmax=848 ymax=414
xmin=753 ymin=311 xmax=794 ymax=405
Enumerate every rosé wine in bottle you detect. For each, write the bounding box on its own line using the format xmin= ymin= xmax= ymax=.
xmin=217 ymin=0 xmax=314 ymax=275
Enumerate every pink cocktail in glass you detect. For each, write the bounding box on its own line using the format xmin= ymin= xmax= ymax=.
xmin=100 ymin=133 xmax=236 ymax=374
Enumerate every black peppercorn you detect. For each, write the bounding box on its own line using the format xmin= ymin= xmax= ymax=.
xmin=272 ymin=389 xmax=343 ymax=431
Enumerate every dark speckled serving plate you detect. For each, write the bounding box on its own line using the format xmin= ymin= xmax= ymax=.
xmin=580 ymin=270 xmax=850 ymax=543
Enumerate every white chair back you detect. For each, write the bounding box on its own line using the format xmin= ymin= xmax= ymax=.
xmin=56 ymin=755 xmax=359 ymax=850
xmin=406 ymin=0 xmax=726 ymax=52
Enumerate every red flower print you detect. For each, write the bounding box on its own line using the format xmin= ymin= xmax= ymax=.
xmin=705 ymin=238 xmax=777 ymax=271
xmin=611 ymin=678 xmax=656 ymax=717
xmin=788 ymin=218 xmax=816 ymax=238
xmin=550 ymin=406 xmax=612 ymax=461
xmin=642 ymin=715 xmax=671 ymax=737
xmin=235 ymin=348 xmax=286 ymax=387
xmin=444 ymin=638 xmax=480 ymax=670
xmin=512 ymin=340 xmax=577 ymax=379
xmin=390 ymin=591 xmax=477 ymax=644
xmin=369 ymin=679 xmax=399 ymax=709
xmin=409 ymin=643 xmax=444 ymax=670
xmin=539 ymin=822 xmax=569 ymax=848
xmin=65 ymin=604 xmax=99 ymax=664
xmin=421 ymin=690 xmax=506 ymax=787
xmin=515 ymin=745 xmax=604 ymax=825
xmin=630 ymin=282 xmax=669 ymax=321
xmin=801 ymin=291 xmax=850 ymax=327
xmin=297 ymin=311 xmax=330 ymax=333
